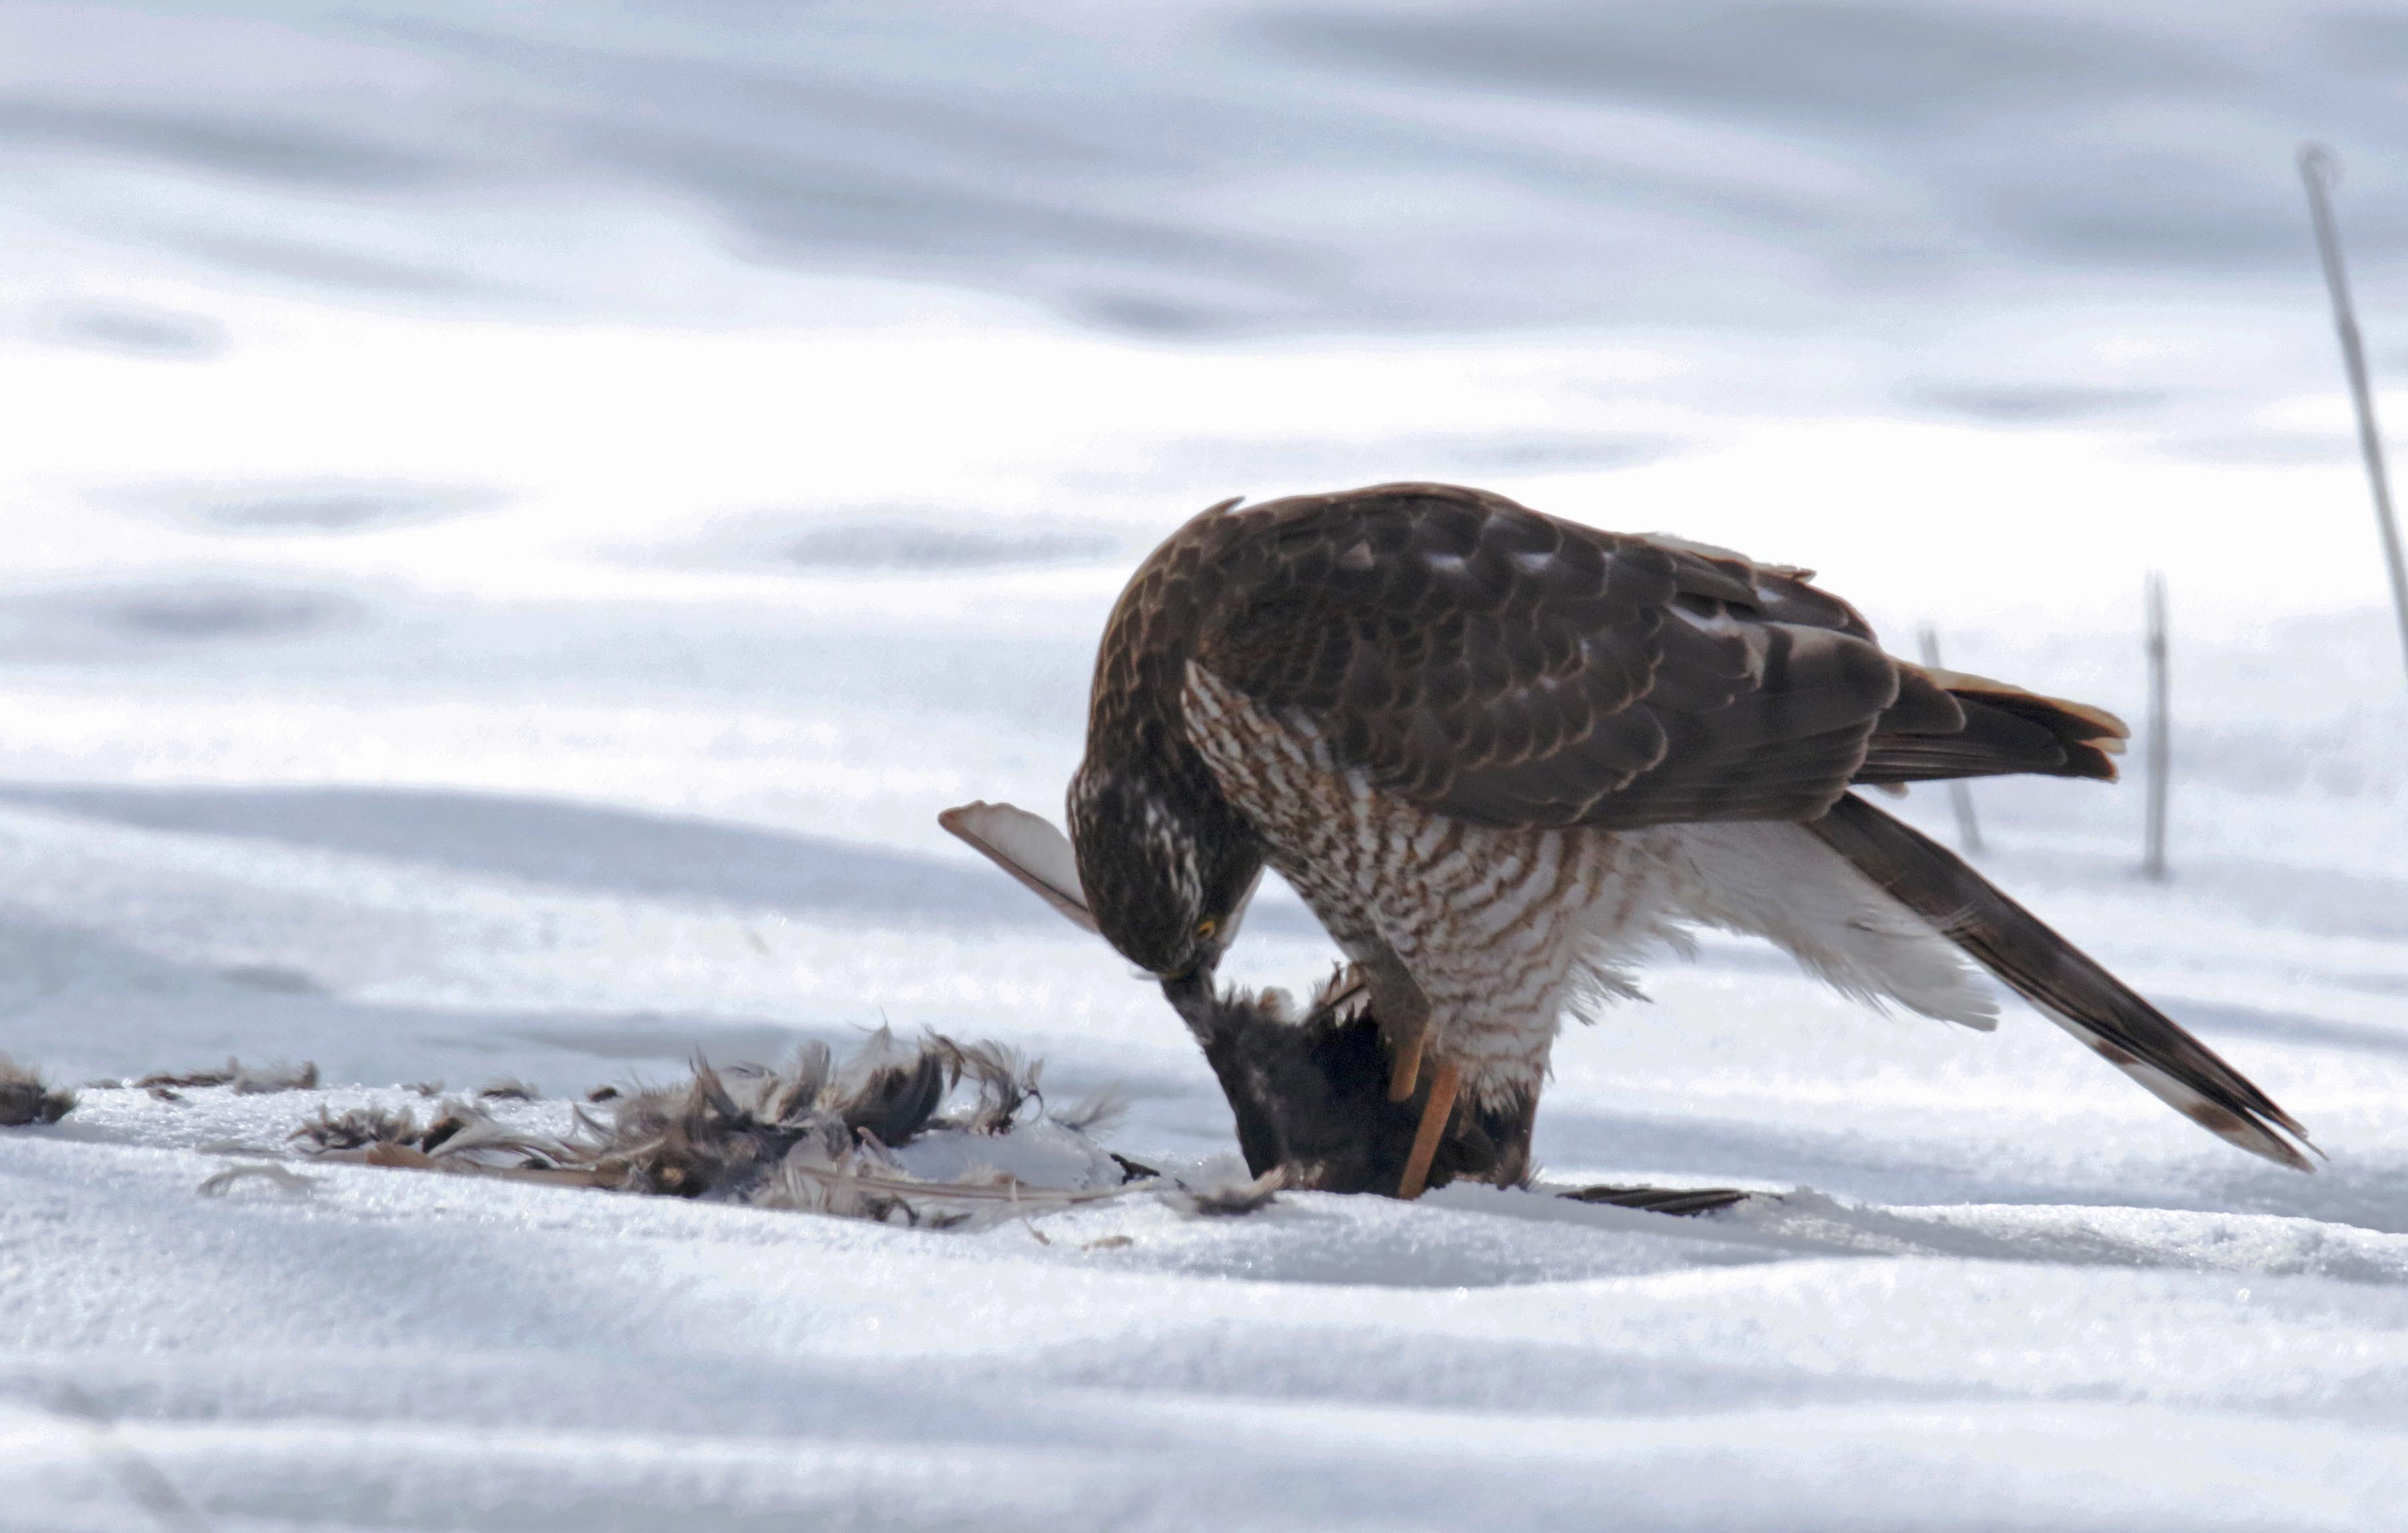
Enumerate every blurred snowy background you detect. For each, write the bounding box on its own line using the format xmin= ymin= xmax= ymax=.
xmin=4 ymin=3 xmax=2408 ymax=1528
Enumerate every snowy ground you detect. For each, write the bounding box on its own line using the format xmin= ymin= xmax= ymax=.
xmin=6 ymin=3 xmax=2408 ymax=1529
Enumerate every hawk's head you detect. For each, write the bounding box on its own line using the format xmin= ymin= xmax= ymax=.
xmin=1067 ymin=763 xmax=1262 ymax=995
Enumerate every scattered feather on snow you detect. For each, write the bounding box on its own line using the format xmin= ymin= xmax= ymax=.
xmin=1561 ymin=1184 xmax=1754 ymax=1216
xmin=134 ymin=1059 xmax=321 ymax=1094
xmin=1165 ymin=1166 xmax=1285 ymax=1217
xmin=290 ymin=1101 xmax=474 ymax=1154
xmin=0 ymin=1055 xmax=76 ymax=1126
xmin=198 ymin=1162 xmax=320 ymax=1198
xmin=273 ymin=1031 xmax=1154 ymax=1230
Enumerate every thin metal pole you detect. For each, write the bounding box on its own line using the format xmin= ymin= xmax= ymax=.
xmin=2142 ymin=573 xmax=2170 ymax=882
xmin=1915 ymin=623 xmax=1983 ymax=855
xmin=2300 ymin=144 xmax=2408 ymax=689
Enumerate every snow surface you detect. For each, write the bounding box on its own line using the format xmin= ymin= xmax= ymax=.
xmin=3 ymin=3 xmax=2408 ymax=1528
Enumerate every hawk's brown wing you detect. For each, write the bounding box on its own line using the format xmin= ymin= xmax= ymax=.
xmin=1190 ymin=483 xmax=2118 ymax=829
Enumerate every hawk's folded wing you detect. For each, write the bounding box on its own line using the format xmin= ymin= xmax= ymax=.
xmin=1189 ymin=483 xmax=2120 ymax=830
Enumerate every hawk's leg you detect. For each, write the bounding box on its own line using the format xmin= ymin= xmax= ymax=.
xmin=1355 ymin=950 xmax=1431 ymax=1103
xmin=1387 ymin=1029 xmax=1428 ymax=1102
xmin=1394 ymin=1056 xmax=1460 ymax=1200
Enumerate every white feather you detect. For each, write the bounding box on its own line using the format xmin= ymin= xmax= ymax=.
xmin=937 ymin=801 xmax=1098 ymax=934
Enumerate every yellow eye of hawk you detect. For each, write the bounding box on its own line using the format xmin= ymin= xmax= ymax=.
xmin=1195 ymin=916 xmax=1219 ymax=940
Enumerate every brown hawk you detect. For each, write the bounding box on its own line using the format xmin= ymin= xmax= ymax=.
xmin=946 ymin=482 xmax=2311 ymax=1197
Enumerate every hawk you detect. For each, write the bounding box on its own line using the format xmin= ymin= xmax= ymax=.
xmin=946 ymin=482 xmax=2311 ymax=1197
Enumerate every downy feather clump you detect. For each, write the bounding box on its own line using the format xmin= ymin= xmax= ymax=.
xmin=0 ymin=1055 xmax=75 ymax=1126
xmin=134 ymin=1058 xmax=321 ymax=1095
xmin=286 ymin=1029 xmax=1148 ymax=1228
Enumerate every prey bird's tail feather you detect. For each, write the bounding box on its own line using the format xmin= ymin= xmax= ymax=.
xmin=1808 ymin=794 xmax=2315 ymax=1172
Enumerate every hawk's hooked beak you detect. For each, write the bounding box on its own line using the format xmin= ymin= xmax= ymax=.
xmin=1157 ymin=966 xmax=1221 ymax=1033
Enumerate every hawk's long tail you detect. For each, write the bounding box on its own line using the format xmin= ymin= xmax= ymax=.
xmin=1806 ymin=793 xmax=2315 ymax=1171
